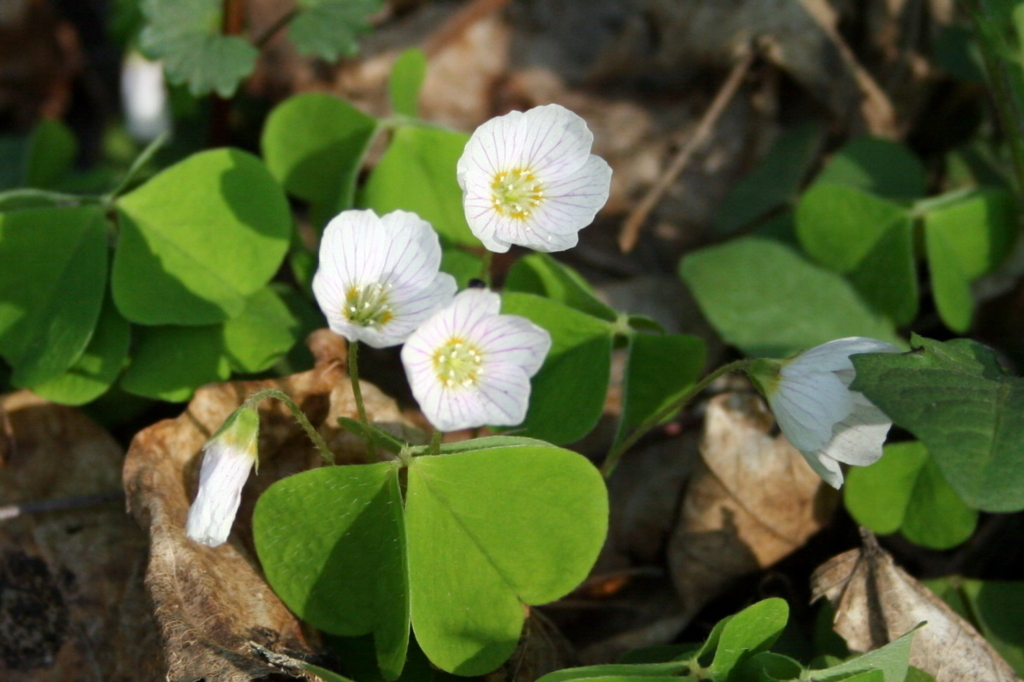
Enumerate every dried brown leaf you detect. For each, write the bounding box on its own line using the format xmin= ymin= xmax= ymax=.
xmin=668 ymin=392 xmax=838 ymax=615
xmin=123 ymin=332 xmax=413 ymax=682
xmin=811 ymin=530 xmax=1022 ymax=682
xmin=0 ymin=391 xmax=163 ymax=682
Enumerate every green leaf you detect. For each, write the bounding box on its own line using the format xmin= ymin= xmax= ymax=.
xmin=255 ymin=445 xmax=608 ymax=677
xmin=715 ymin=122 xmax=825 ymax=233
xmin=851 ymin=335 xmax=1024 ymax=512
xmin=254 ymin=462 xmax=410 ymax=680
xmin=435 ymin=435 xmax=552 ymax=453
xmin=0 ymin=207 xmax=107 ymax=386
xmin=139 ymin=0 xmax=257 ymax=97
xmin=617 ymin=645 xmax=700 ymax=664
xmin=222 ymin=286 xmax=300 ymax=373
xmin=537 ymin=661 xmax=690 ymax=682
xmin=31 ymin=293 xmax=131 ymax=405
xmin=709 ymin=598 xmax=789 ymax=680
xmin=816 ymin=137 xmax=926 ymax=201
xmin=921 ymin=187 xmax=1018 ymax=332
xmin=406 ymin=446 xmax=607 ymax=675
xmin=679 ymin=237 xmax=901 ymax=358
xmin=795 ymin=184 xmax=910 ymax=273
xmin=500 ymin=292 xmax=614 ymax=444
xmin=794 ymin=182 xmax=920 ymax=324
xmin=359 ymin=125 xmax=479 ymax=247
xmin=304 ymin=664 xmax=358 ymax=682
xmin=289 ymin=0 xmax=382 ymax=61
xmin=120 ymin=324 xmax=231 ymax=402
xmin=925 ymin=577 xmax=1024 ymax=676
xmin=844 ymin=441 xmax=978 ymax=549
xmin=390 ymin=48 xmax=427 ymax=118
xmin=807 ymin=626 xmax=918 ymax=682
xmin=440 ymin=247 xmax=483 ymax=289
xmin=25 ymin=119 xmax=77 ymax=189
xmin=112 ymin=148 xmax=292 ymax=325
xmin=615 ymin=333 xmax=705 ymax=445
xmin=505 ymin=253 xmax=618 ymax=321
xmin=261 ymin=93 xmax=379 ymax=221
xmin=735 ymin=652 xmax=803 ymax=681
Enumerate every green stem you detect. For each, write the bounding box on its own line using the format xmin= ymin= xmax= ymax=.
xmin=347 ymin=340 xmax=379 ymax=460
xmin=429 ymin=429 xmax=443 ymax=456
xmin=0 ymin=188 xmax=96 ymax=208
xmin=102 ymin=131 xmax=168 ymax=205
xmin=243 ymin=388 xmax=334 ymax=464
xmin=478 ymin=249 xmax=493 ymax=287
xmin=601 ymin=359 xmax=751 ymax=478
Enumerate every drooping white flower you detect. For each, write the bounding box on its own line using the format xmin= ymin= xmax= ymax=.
xmin=312 ymin=209 xmax=458 ymax=348
xmin=457 ymin=104 xmax=612 ymax=253
xmin=748 ymin=337 xmax=901 ymax=488
xmin=186 ymin=405 xmax=260 ymax=547
xmin=401 ymin=289 xmax=552 ymax=432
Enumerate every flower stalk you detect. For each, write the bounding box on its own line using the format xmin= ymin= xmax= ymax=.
xmin=345 ymin=340 xmax=378 ymax=460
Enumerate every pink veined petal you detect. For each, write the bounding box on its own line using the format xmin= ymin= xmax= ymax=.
xmin=817 ymin=391 xmax=891 ymax=466
xmin=327 ymin=209 xmax=391 ymax=287
xmin=474 ymin=361 xmax=533 ymax=426
xmin=770 ymin=370 xmax=852 ymax=452
xmin=476 ymin=314 xmax=551 ymax=377
xmin=378 ymin=210 xmax=445 ymax=291
xmin=441 ymin=289 xmax=502 ymax=341
xmin=379 ymin=273 xmax=458 ymax=347
xmin=516 ymin=104 xmax=594 ymax=179
xmin=457 ymin=110 xmax=527 ymax=187
xmin=798 ymin=448 xmax=845 ymax=489
xmin=528 ymin=155 xmax=613 ymax=237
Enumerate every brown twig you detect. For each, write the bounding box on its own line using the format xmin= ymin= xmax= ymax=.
xmin=618 ymin=49 xmax=756 ymax=254
xmin=422 ymin=0 xmax=516 ymax=57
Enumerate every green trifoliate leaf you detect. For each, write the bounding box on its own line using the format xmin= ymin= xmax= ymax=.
xmin=254 ymin=445 xmax=608 ymax=677
xmin=920 ymin=187 xmax=1018 ymax=332
xmin=139 ymin=0 xmax=257 ymax=97
xmin=851 ymin=335 xmax=1024 ymax=512
xmin=0 ymin=207 xmax=107 ymax=387
xmin=359 ymin=125 xmax=479 ymax=247
xmin=500 ymin=292 xmax=614 ymax=445
xmin=112 ymin=148 xmax=291 ymax=325
xmin=816 ymin=136 xmax=926 ymax=201
xmin=679 ymin=237 xmax=901 ymax=357
xmin=261 ymin=93 xmax=379 ymax=224
xmin=389 ymin=48 xmax=427 ymax=118
xmin=844 ymin=441 xmax=978 ymax=549
xmin=796 ymin=183 xmax=918 ymax=324
xmin=289 ymin=0 xmax=382 ymax=61
xmin=536 ymin=661 xmax=691 ymax=682
xmin=31 ymin=293 xmax=130 ymax=406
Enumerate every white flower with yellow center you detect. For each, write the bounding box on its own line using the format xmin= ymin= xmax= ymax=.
xmin=313 ymin=209 xmax=458 ymax=348
xmin=457 ymin=103 xmax=612 ymax=253
xmin=748 ymin=337 xmax=901 ymax=488
xmin=186 ymin=406 xmax=260 ymax=547
xmin=401 ymin=289 xmax=552 ymax=432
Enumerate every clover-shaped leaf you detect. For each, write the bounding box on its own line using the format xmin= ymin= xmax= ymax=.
xmin=289 ymin=0 xmax=382 ymax=61
xmin=254 ymin=445 xmax=607 ymax=678
xmin=139 ymin=0 xmax=257 ymax=97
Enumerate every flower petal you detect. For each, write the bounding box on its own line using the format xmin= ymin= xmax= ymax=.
xmin=786 ymin=337 xmax=900 ymax=380
xmin=378 ymin=209 xmax=445 ymax=290
xmin=476 ymin=314 xmax=551 ymax=377
xmin=185 ymin=442 xmax=255 ymax=547
xmin=798 ymin=448 xmax=845 ymax=489
xmin=817 ymin=391 xmax=891 ymax=466
xmin=770 ymin=369 xmax=852 ymax=452
xmin=474 ymin=362 xmax=533 ymax=426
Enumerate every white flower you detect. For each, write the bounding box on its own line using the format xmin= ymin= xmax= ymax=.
xmin=401 ymin=289 xmax=552 ymax=432
xmin=312 ymin=209 xmax=458 ymax=348
xmin=749 ymin=337 xmax=901 ymax=488
xmin=186 ymin=406 xmax=260 ymax=547
xmin=457 ymin=103 xmax=612 ymax=253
